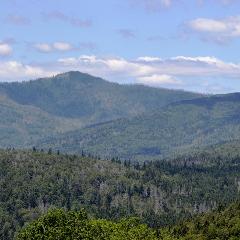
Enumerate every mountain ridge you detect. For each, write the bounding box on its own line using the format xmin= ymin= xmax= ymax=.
xmin=37 ymin=90 xmax=240 ymax=160
xmin=0 ymin=71 xmax=203 ymax=148
xmin=2 ymin=71 xmax=240 ymax=160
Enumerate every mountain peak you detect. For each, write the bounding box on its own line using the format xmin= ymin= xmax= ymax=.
xmin=53 ymin=71 xmax=106 ymax=84
xmin=56 ymin=71 xmax=90 ymax=78
xmin=0 ymin=71 xmax=201 ymax=123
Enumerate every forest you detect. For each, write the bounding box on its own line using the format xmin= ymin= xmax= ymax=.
xmin=16 ymin=201 xmax=240 ymax=239
xmin=0 ymin=145 xmax=240 ymax=239
xmin=1 ymin=73 xmax=240 ymax=239
xmin=2 ymin=0 xmax=240 ymax=237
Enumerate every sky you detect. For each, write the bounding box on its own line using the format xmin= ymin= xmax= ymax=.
xmin=1 ymin=0 xmax=240 ymax=93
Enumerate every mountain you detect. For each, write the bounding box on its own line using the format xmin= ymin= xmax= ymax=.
xmin=1 ymin=145 xmax=240 ymax=239
xmin=38 ymin=92 xmax=240 ymax=160
xmin=0 ymin=71 xmax=201 ymax=148
xmin=0 ymin=94 xmax=82 ymax=147
xmin=0 ymin=71 xmax=201 ymax=122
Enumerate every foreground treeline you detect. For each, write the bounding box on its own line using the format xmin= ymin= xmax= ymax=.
xmin=0 ymin=147 xmax=240 ymax=239
xmin=17 ymin=209 xmax=158 ymax=240
xmin=17 ymin=201 xmax=240 ymax=239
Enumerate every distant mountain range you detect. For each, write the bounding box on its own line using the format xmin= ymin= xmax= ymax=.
xmin=0 ymin=71 xmax=201 ymax=149
xmin=38 ymin=90 xmax=240 ymax=160
xmin=2 ymin=71 xmax=240 ymax=160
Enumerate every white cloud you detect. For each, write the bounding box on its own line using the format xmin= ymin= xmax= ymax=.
xmin=53 ymin=42 xmax=73 ymax=51
xmin=137 ymin=56 xmax=162 ymax=62
xmin=34 ymin=42 xmax=73 ymax=53
xmin=187 ymin=16 xmax=240 ymax=43
xmin=0 ymin=43 xmax=12 ymax=56
xmin=1 ymin=55 xmax=240 ymax=92
xmin=56 ymin=55 xmax=240 ymax=92
xmin=58 ymin=56 xmax=154 ymax=77
xmin=188 ymin=18 xmax=227 ymax=33
xmin=137 ymin=74 xmax=181 ymax=85
xmin=34 ymin=43 xmax=52 ymax=53
xmin=171 ymin=56 xmax=233 ymax=67
xmin=0 ymin=61 xmax=56 ymax=81
xmin=57 ymin=54 xmax=240 ymax=78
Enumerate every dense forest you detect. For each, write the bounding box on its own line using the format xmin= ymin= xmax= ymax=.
xmin=0 ymin=71 xmax=201 ymax=148
xmin=39 ymin=91 xmax=240 ymax=160
xmin=1 ymin=72 xmax=240 ymax=239
xmin=1 ymin=145 xmax=240 ymax=239
xmin=16 ymin=201 xmax=240 ymax=239
xmin=2 ymin=72 xmax=240 ymax=161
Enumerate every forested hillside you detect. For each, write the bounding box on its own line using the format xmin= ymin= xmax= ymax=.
xmin=1 ymin=146 xmax=240 ymax=239
xmin=0 ymin=71 xmax=201 ymax=148
xmin=1 ymin=72 xmax=240 ymax=239
xmin=0 ymin=94 xmax=83 ymax=147
xmin=16 ymin=201 xmax=240 ymax=239
xmin=0 ymin=71 xmax=201 ymax=120
xmin=39 ymin=92 xmax=240 ymax=160
xmin=161 ymin=201 xmax=240 ymax=239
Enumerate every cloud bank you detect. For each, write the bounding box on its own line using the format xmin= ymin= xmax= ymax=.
xmin=0 ymin=55 xmax=240 ymax=93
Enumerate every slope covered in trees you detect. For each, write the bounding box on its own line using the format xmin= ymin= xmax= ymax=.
xmin=161 ymin=201 xmax=240 ymax=239
xmin=1 ymin=146 xmax=240 ymax=239
xmin=0 ymin=71 xmax=201 ymax=123
xmin=16 ymin=201 xmax=240 ymax=240
xmin=39 ymin=92 xmax=240 ymax=160
xmin=0 ymin=71 xmax=201 ymax=148
xmin=0 ymin=94 xmax=83 ymax=147
xmin=3 ymin=71 xmax=240 ymax=161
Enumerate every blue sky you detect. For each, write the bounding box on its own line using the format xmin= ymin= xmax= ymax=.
xmin=1 ymin=0 xmax=240 ymax=93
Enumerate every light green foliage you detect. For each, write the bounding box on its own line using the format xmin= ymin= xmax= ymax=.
xmin=1 ymin=145 xmax=240 ymax=239
xmin=17 ymin=209 xmax=158 ymax=240
xmin=16 ymin=202 xmax=240 ymax=240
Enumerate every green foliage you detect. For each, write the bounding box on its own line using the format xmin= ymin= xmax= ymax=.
xmin=0 ymin=71 xmax=200 ymax=148
xmin=17 ymin=209 xmax=158 ymax=240
xmin=1 ymin=71 xmax=199 ymax=119
xmin=16 ymin=202 xmax=240 ymax=240
xmin=3 ymin=71 xmax=240 ymax=161
xmin=0 ymin=94 xmax=82 ymax=148
xmin=1 ymin=146 xmax=240 ymax=239
xmin=162 ymin=201 xmax=240 ymax=240
xmin=40 ymin=92 xmax=240 ymax=160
